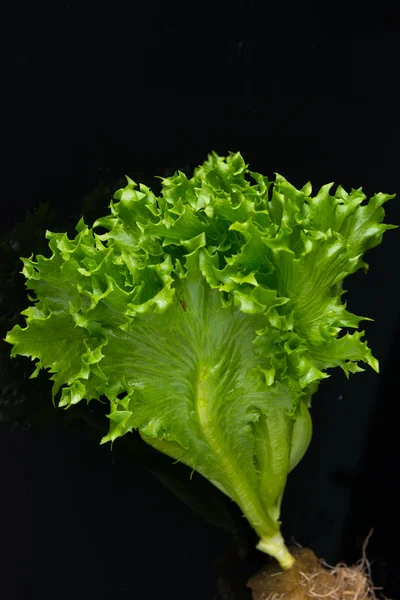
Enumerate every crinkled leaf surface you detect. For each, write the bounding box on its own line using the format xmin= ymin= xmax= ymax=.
xmin=5 ymin=151 xmax=396 ymax=559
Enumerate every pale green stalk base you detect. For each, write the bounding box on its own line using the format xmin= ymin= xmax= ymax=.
xmin=256 ymin=532 xmax=295 ymax=570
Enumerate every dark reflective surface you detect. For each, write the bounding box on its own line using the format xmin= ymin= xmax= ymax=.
xmin=3 ymin=2 xmax=400 ymax=598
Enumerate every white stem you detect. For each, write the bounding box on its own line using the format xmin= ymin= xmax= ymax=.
xmin=256 ymin=531 xmax=295 ymax=570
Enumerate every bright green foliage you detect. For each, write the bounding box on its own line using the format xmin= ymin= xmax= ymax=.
xmin=5 ymin=152 xmax=396 ymax=568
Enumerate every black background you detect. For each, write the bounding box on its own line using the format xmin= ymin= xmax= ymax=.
xmin=1 ymin=1 xmax=400 ymax=598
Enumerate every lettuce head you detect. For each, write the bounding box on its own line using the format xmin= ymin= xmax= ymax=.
xmin=5 ymin=152 xmax=396 ymax=569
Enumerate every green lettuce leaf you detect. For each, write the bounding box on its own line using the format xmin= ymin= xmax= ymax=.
xmin=5 ymin=152 xmax=396 ymax=569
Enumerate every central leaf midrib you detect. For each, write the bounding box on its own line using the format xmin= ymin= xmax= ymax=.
xmin=194 ymin=363 xmax=278 ymax=538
